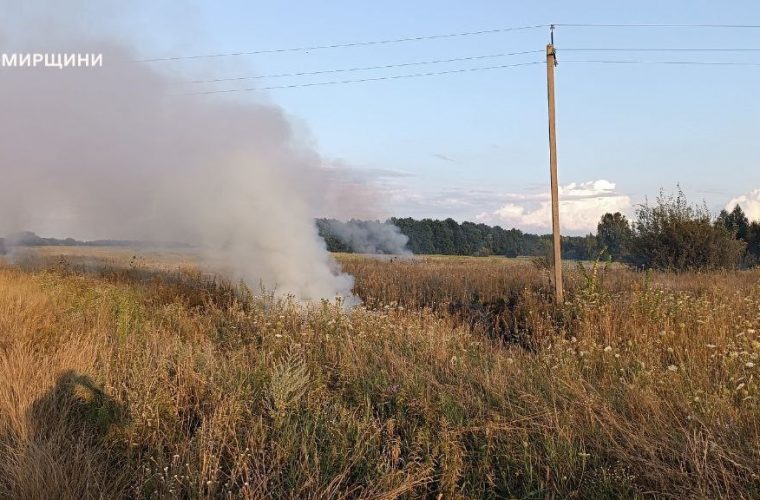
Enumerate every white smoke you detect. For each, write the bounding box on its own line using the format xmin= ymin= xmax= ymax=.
xmin=325 ymin=220 xmax=411 ymax=255
xmin=0 ymin=6 xmax=358 ymax=301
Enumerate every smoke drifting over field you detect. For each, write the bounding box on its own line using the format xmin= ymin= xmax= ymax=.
xmin=324 ymin=220 xmax=411 ymax=255
xmin=0 ymin=5 xmax=365 ymax=300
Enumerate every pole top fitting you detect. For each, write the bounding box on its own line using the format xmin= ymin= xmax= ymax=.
xmin=548 ymin=25 xmax=558 ymax=66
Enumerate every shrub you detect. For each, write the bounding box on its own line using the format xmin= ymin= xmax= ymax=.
xmin=627 ymin=189 xmax=745 ymax=271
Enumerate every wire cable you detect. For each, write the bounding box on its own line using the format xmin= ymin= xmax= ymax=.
xmin=139 ymin=24 xmax=549 ymax=63
xmin=182 ymin=49 xmax=544 ymax=84
xmin=561 ymin=59 xmax=760 ymax=66
xmin=554 ymin=23 xmax=760 ymax=29
xmin=562 ymin=47 xmax=760 ymax=52
xmin=185 ymin=60 xmax=543 ymax=94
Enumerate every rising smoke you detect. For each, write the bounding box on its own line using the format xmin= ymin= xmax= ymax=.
xmin=0 ymin=4 xmax=372 ymax=301
xmin=324 ymin=220 xmax=411 ymax=255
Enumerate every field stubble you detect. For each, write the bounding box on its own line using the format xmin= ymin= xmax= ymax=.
xmin=0 ymin=248 xmax=758 ymax=498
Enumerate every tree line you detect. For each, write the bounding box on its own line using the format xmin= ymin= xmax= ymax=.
xmin=317 ymin=217 xmax=599 ymax=260
xmin=319 ymin=189 xmax=760 ymax=271
xmin=3 ymin=189 xmax=756 ymax=272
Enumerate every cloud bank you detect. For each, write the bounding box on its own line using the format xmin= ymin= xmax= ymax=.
xmin=725 ymin=189 xmax=760 ymax=221
xmin=476 ymin=180 xmax=631 ymax=233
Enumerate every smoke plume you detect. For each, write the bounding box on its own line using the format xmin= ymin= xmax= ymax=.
xmin=324 ymin=220 xmax=411 ymax=255
xmin=0 ymin=5 xmax=359 ymax=301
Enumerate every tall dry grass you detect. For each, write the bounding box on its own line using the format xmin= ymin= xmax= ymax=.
xmin=0 ymin=251 xmax=758 ymax=498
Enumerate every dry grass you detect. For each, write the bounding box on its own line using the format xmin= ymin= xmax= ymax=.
xmin=0 ymin=248 xmax=758 ymax=498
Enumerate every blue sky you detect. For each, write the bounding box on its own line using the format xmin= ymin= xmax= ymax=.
xmin=33 ymin=1 xmax=760 ymax=233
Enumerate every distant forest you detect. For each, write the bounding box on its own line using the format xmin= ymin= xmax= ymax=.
xmin=319 ymin=194 xmax=760 ymax=269
xmin=0 ymin=231 xmax=190 ymax=253
xmin=317 ymin=217 xmax=598 ymax=259
xmin=5 ymin=198 xmax=757 ymax=267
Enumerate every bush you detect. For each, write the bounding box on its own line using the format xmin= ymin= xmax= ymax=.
xmin=627 ymin=189 xmax=745 ymax=271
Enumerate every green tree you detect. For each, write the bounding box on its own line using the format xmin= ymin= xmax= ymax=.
xmin=596 ymin=212 xmax=633 ymax=261
xmin=715 ymin=205 xmax=750 ymax=240
xmin=745 ymin=221 xmax=760 ymax=265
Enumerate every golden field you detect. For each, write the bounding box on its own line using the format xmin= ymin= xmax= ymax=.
xmin=0 ymin=247 xmax=758 ymax=498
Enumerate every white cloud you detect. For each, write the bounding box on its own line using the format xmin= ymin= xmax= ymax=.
xmin=477 ymin=180 xmax=631 ymax=234
xmin=725 ymin=189 xmax=760 ymax=221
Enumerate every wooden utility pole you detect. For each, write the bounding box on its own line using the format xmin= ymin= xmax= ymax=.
xmin=546 ymin=38 xmax=564 ymax=304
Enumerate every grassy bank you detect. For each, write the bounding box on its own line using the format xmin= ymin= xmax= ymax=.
xmin=0 ymin=252 xmax=758 ymax=498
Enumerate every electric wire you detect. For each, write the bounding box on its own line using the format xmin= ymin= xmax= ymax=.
xmin=185 ymin=60 xmax=543 ymax=94
xmin=139 ymin=24 xmax=549 ymax=62
xmin=560 ymin=59 xmax=760 ymax=66
xmin=156 ymin=22 xmax=760 ymax=93
xmin=562 ymin=47 xmax=760 ymax=52
xmin=554 ymin=23 xmax=760 ymax=29
xmin=182 ymin=49 xmax=544 ymax=85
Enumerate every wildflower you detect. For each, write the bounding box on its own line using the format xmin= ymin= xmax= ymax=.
xmin=614 ymin=353 xmax=620 ymax=358
xmin=667 ymin=365 xmax=678 ymax=372
xmin=604 ymin=346 xmax=612 ymax=352
xmin=746 ymin=362 xmax=755 ymax=368
xmin=667 ymin=347 xmax=674 ymax=353
xmin=578 ymin=452 xmax=591 ymax=458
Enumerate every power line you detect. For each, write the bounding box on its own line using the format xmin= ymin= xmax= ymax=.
xmin=185 ymin=60 xmax=543 ymax=94
xmin=139 ymin=24 xmax=548 ymax=63
xmin=183 ymin=57 xmax=760 ymax=95
xmin=182 ymin=50 xmax=544 ymax=85
xmin=561 ymin=59 xmax=760 ymax=66
xmin=562 ymin=47 xmax=760 ymax=52
xmin=555 ymin=23 xmax=760 ymax=29
xmin=137 ymin=23 xmax=760 ymax=64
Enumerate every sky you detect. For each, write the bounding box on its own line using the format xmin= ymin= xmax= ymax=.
xmin=5 ymin=1 xmax=760 ymax=235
